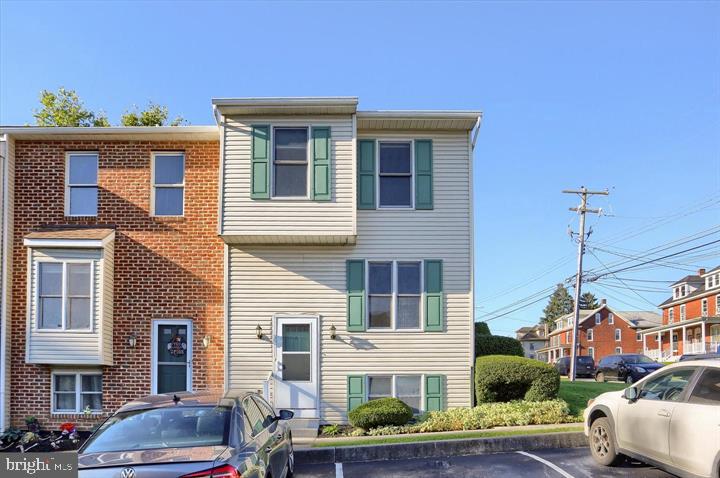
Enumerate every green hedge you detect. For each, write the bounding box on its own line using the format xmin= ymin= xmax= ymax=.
xmin=348 ymin=398 xmax=413 ymax=429
xmin=475 ymin=355 xmax=560 ymax=403
xmin=474 ymin=321 xmax=491 ymax=336
xmin=475 ymin=334 xmax=524 ymax=358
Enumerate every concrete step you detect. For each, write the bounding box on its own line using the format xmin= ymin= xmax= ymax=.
xmin=288 ymin=418 xmax=319 ymax=439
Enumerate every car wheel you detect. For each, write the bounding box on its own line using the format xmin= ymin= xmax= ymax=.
xmin=286 ymin=436 xmax=295 ymax=477
xmin=625 ymin=375 xmax=634 ymax=384
xmin=589 ymin=417 xmax=622 ymax=466
xmin=596 ymin=372 xmax=605 ymax=383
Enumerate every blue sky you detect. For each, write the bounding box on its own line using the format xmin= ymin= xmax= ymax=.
xmin=2 ymin=1 xmax=719 ymax=336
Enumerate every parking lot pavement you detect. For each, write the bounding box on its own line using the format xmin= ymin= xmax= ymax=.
xmin=294 ymin=447 xmax=674 ymax=477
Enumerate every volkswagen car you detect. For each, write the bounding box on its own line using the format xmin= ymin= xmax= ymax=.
xmin=584 ymin=360 xmax=720 ymax=478
xmin=78 ymin=391 xmax=295 ymax=478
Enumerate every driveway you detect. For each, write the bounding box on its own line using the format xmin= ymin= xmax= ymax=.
xmin=295 ymin=447 xmax=673 ymax=477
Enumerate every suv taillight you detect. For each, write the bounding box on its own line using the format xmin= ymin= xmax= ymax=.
xmin=179 ymin=464 xmax=241 ymax=478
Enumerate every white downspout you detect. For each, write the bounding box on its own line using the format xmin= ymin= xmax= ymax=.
xmin=0 ymin=136 xmax=9 ymax=431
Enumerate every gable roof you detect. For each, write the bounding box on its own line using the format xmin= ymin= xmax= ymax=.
xmin=671 ymin=274 xmax=703 ymax=286
xmin=616 ymin=311 xmax=662 ymax=328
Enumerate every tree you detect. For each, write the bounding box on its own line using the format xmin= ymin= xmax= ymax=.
xmin=121 ymin=102 xmax=186 ymax=127
xmin=542 ymin=284 xmax=574 ymax=326
xmin=474 ymin=321 xmax=491 ymax=336
xmin=579 ymin=291 xmax=599 ymax=309
xmin=33 ymin=88 xmax=109 ymax=127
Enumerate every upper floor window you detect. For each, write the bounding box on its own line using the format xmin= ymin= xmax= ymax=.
xmin=717 ymin=295 xmax=720 ymax=315
xmin=152 ymin=153 xmax=185 ymax=216
xmin=368 ymin=261 xmax=421 ymax=330
xmin=273 ymin=128 xmax=308 ymax=197
xmin=595 ymin=313 xmax=601 ymax=325
xmin=587 ymin=328 xmax=593 ymax=341
xmin=66 ymin=153 xmax=98 ymax=216
xmin=588 ymin=347 xmax=594 ymax=358
xmin=38 ymin=261 xmax=92 ymax=330
xmin=702 ymin=298 xmax=709 ymax=317
xmin=608 ymin=313 xmax=614 ymax=325
xmin=378 ymin=142 xmax=412 ymax=208
xmin=615 ymin=328 xmax=621 ymax=341
xmin=565 ymin=331 xmax=570 ymax=343
xmin=680 ymin=304 xmax=686 ymax=321
xmin=669 ymin=307 xmax=674 ymax=323
xmin=636 ymin=331 xmax=642 ymax=341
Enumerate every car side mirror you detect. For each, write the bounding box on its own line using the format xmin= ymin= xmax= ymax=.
xmin=278 ymin=409 xmax=294 ymax=421
xmin=623 ymin=386 xmax=639 ymax=402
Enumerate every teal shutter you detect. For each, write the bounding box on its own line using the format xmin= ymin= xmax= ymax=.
xmin=425 ymin=375 xmax=444 ymax=411
xmin=347 ymin=375 xmax=366 ymax=411
xmin=346 ymin=260 xmax=366 ymax=332
xmin=357 ymin=140 xmax=376 ymax=209
xmin=251 ymin=125 xmax=270 ymax=199
xmin=414 ymin=139 xmax=433 ymax=209
xmin=424 ymin=260 xmax=444 ymax=331
xmin=312 ymin=127 xmax=331 ymax=201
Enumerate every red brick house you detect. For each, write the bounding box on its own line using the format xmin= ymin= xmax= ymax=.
xmin=641 ymin=267 xmax=720 ymax=362
xmin=0 ymin=127 xmax=223 ymax=429
xmin=538 ymin=302 xmax=660 ymax=364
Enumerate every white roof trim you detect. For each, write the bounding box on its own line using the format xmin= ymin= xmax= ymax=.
xmin=24 ymin=232 xmax=115 ymax=249
xmin=0 ymin=126 xmax=219 ymax=140
xmin=357 ymin=110 xmax=482 ymax=119
xmin=212 ymin=97 xmax=359 ymax=107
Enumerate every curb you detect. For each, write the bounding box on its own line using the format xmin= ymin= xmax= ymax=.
xmin=295 ymin=431 xmax=588 ymax=465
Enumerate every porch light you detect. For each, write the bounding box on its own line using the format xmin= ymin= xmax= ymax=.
xmin=256 ymin=324 xmax=263 ymax=339
xmin=128 ymin=333 xmax=137 ymax=348
xmin=329 ymin=324 xmax=337 ymax=340
xmin=202 ymin=335 xmax=212 ymax=348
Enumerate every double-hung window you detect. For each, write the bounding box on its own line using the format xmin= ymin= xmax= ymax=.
xmin=378 ymin=142 xmax=412 ymax=208
xmin=587 ymin=328 xmax=593 ymax=341
xmin=636 ymin=331 xmax=642 ymax=341
xmin=595 ymin=313 xmax=601 ymax=325
xmin=52 ymin=372 xmax=102 ymax=413
xmin=66 ymin=153 xmax=98 ymax=216
xmin=615 ymin=329 xmax=621 ymax=341
xmin=716 ymin=295 xmax=720 ymax=315
xmin=669 ymin=308 xmax=674 ymax=323
xmin=38 ymin=261 xmax=92 ymax=330
xmin=680 ymin=304 xmax=686 ymax=321
xmin=368 ymin=261 xmax=421 ymax=330
xmin=273 ymin=127 xmax=308 ymax=197
xmin=368 ymin=375 xmax=422 ymax=413
xmin=702 ymin=299 xmax=709 ymax=317
xmin=152 ymin=152 xmax=185 ymax=216
xmin=608 ymin=313 xmax=614 ymax=324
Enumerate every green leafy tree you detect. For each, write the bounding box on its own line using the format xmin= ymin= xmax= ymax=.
xmin=542 ymin=284 xmax=574 ymax=326
xmin=33 ymin=88 xmax=109 ymax=127
xmin=474 ymin=321 xmax=491 ymax=336
xmin=121 ymin=102 xmax=186 ymax=126
xmin=579 ymin=291 xmax=599 ymax=309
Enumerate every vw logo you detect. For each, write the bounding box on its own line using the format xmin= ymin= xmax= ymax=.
xmin=120 ymin=468 xmax=136 ymax=478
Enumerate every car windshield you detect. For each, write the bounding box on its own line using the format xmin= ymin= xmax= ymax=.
xmin=623 ymin=355 xmax=655 ymax=364
xmin=577 ymin=357 xmax=594 ymax=364
xmin=82 ymin=406 xmax=231 ymax=453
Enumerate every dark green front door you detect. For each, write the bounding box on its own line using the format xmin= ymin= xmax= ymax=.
xmin=157 ymin=323 xmax=189 ymax=394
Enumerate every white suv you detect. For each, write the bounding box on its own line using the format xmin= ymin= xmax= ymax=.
xmin=584 ymin=359 xmax=720 ymax=478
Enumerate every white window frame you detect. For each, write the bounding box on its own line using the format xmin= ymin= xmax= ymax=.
xmin=595 ymin=313 xmax=601 ymax=325
xmin=565 ymin=331 xmax=570 ymax=343
xmin=615 ymin=347 xmax=622 ymax=354
xmin=716 ymin=295 xmax=720 ymax=315
xmin=376 ymin=140 xmax=415 ymax=210
xmin=588 ymin=347 xmax=594 ymax=358
xmin=51 ymin=370 xmax=103 ymax=414
xmin=680 ymin=304 xmax=686 ymax=321
xmin=615 ymin=328 xmax=621 ymax=342
xmin=702 ymin=299 xmax=708 ymax=317
xmin=366 ymin=374 xmax=424 ymax=413
xmin=271 ymin=126 xmax=311 ymax=200
xmin=608 ymin=313 xmax=614 ymax=325
xmin=636 ymin=331 xmax=642 ymax=341
xmin=669 ymin=307 xmax=674 ymax=323
xmin=65 ymin=152 xmax=99 ymax=217
xmin=35 ymin=259 xmax=95 ymax=332
xmin=587 ymin=328 xmax=593 ymax=342
xmin=151 ymin=152 xmax=185 ymax=216
xmin=366 ymin=260 xmax=423 ymax=331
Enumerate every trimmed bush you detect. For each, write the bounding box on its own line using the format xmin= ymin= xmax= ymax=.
xmin=475 ymin=334 xmax=524 ymax=357
xmin=475 ymin=355 xmax=560 ymax=403
xmin=348 ymin=398 xmax=413 ymax=429
xmin=474 ymin=321 xmax=491 ymax=336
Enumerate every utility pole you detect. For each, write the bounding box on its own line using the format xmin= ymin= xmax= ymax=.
xmin=563 ymin=187 xmax=608 ymax=381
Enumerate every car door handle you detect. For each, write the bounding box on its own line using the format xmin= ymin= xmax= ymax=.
xmin=265 ymin=446 xmax=273 ymax=453
xmin=276 ymin=433 xmax=284 ymax=440
xmin=657 ymin=409 xmax=671 ymax=418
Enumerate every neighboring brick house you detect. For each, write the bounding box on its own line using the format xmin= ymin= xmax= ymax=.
xmin=538 ymin=302 xmax=660 ymax=364
xmin=642 ymin=266 xmax=720 ymax=362
xmin=515 ymin=324 xmax=548 ymax=361
xmin=0 ymin=128 xmax=223 ymax=429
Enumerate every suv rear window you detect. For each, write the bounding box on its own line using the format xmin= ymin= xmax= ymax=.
xmin=81 ymin=406 xmax=231 ymax=453
xmin=577 ymin=357 xmax=594 ymax=364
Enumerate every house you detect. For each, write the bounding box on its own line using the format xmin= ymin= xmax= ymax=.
xmin=641 ymin=267 xmax=720 ymax=362
xmin=537 ymin=301 xmax=660 ymax=364
xmin=515 ymin=324 xmax=548 ymax=361
xmin=0 ymin=97 xmax=481 ymax=429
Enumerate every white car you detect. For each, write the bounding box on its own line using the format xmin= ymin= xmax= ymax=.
xmin=584 ymin=359 xmax=720 ymax=478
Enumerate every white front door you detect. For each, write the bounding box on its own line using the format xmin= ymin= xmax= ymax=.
xmin=274 ymin=316 xmax=318 ymax=417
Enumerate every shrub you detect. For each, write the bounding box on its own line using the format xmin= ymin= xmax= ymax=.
xmin=475 ymin=355 xmax=560 ymax=403
xmin=475 ymin=335 xmax=524 ymax=358
xmin=348 ymin=398 xmax=413 ymax=429
xmin=474 ymin=321 xmax=491 ymax=336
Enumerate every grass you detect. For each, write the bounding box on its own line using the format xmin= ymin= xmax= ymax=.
xmin=312 ymin=425 xmax=584 ymax=448
xmin=559 ymin=380 xmax=626 ymax=416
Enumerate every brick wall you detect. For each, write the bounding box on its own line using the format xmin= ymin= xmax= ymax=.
xmin=9 ymin=140 xmax=223 ymax=429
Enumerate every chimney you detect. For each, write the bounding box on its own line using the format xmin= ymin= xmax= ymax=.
xmin=600 ymin=298 xmax=607 ymax=305
xmin=698 ymin=268 xmax=706 ymax=276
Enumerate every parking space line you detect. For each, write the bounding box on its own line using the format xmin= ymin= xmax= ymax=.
xmin=335 ymin=462 xmax=344 ymax=478
xmin=516 ymin=451 xmax=576 ymax=478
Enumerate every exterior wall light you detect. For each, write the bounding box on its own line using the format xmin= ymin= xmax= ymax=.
xmin=128 ymin=333 xmax=137 ymax=348
xmin=329 ymin=324 xmax=337 ymax=340
xmin=256 ymin=324 xmax=263 ymax=339
xmin=202 ymin=335 xmax=212 ymax=348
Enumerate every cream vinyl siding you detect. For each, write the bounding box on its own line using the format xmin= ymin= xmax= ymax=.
xmin=26 ymin=247 xmax=113 ymax=365
xmin=227 ymin=131 xmax=472 ymax=422
xmin=221 ymin=116 xmax=355 ymax=242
